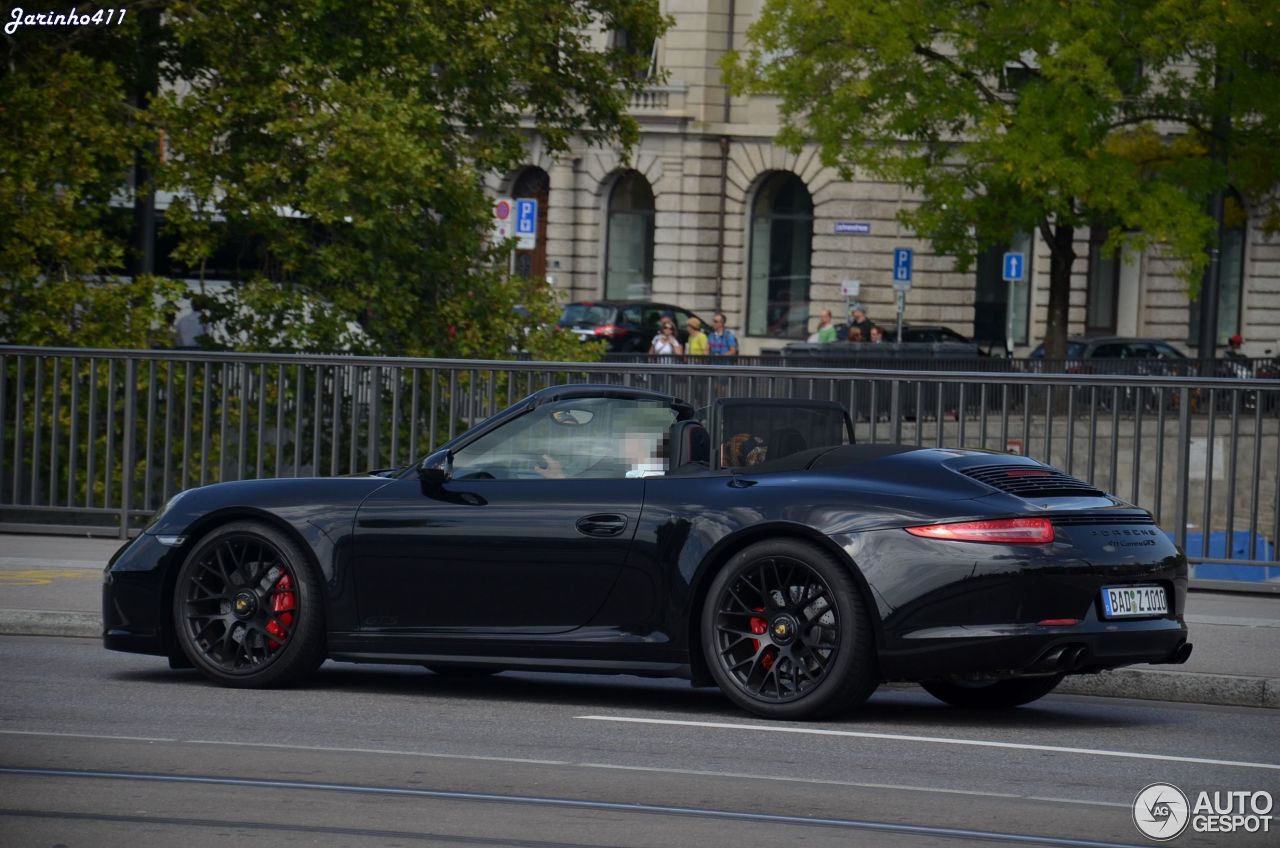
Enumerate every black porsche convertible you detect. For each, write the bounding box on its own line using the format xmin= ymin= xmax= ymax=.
xmin=104 ymin=384 xmax=1192 ymax=719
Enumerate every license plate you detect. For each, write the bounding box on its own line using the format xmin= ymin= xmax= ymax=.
xmin=1100 ymin=585 xmax=1168 ymax=619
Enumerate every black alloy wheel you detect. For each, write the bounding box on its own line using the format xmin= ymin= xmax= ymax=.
xmin=702 ymin=539 xmax=877 ymax=720
xmin=921 ymin=674 xmax=1065 ymax=709
xmin=173 ymin=521 xmax=325 ymax=687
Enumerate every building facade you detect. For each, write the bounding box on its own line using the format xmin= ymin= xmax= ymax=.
xmin=489 ymin=0 xmax=1280 ymax=357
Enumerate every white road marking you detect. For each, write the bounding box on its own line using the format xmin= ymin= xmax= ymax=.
xmin=0 ymin=729 xmax=177 ymax=743
xmin=577 ymin=715 xmax=1280 ymax=772
xmin=0 ymin=728 xmax=1127 ymax=809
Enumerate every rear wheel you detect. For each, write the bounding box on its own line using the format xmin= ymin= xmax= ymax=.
xmin=921 ymin=674 xmax=1064 ymax=708
xmin=701 ymin=539 xmax=877 ymax=720
xmin=173 ymin=521 xmax=325 ymax=688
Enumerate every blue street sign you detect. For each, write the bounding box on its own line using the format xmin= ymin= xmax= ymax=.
xmin=893 ymin=247 xmax=913 ymax=282
xmin=515 ymin=198 xmax=537 ymax=236
xmin=1002 ymin=251 xmax=1025 ymax=282
xmin=834 ymin=221 xmax=871 ymax=235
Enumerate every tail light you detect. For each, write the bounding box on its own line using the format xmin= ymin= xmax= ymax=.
xmin=905 ymin=517 xmax=1055 ymax=544
xmin=593 ymin=324 xmax=628 ymax=338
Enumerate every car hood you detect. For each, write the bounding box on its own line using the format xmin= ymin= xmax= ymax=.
xmin=143 ymin=475 xmax=394 ymax=537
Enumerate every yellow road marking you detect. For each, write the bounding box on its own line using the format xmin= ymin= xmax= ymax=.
xmin=0 ymin=569 xmax=99 ymax=586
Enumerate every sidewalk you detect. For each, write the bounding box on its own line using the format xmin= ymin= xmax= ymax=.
xmin=1 ymin=533 xmax=1277 ymax=708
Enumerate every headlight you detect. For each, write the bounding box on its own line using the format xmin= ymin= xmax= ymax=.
xmin=143 ymin=490 xmax=189 ymax=536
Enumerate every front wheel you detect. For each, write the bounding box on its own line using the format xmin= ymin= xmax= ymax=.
xmin=921 ymin=674 xmax=1064 ymax=708
xmin=173 ymin=521 xmax=326 ymax=688
xmin=701 ymin=539 xmax=878 ymax=720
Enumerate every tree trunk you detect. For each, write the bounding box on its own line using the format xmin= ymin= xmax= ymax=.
xmin=1044 ymin=223 xmax=1076 ymax=361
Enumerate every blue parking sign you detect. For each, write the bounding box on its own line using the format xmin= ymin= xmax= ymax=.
xmin=515 ymin=199 xmax=537 ymax=236
xmin=1002 ymin=252 xmax=1024 ymax=282
xmin=893 ymin=248 xmax=913 ymax=282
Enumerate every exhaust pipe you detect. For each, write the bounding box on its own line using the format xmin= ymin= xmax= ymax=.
xmin=1168 ymin=641 xmax=1194 ymax=665
xmin=1057 ymin=645 xmax=1087 ymax=672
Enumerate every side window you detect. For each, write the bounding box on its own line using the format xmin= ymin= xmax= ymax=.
xmin=1126 ymin=343 xmax=1156 ymax=359
xmin=620 ymin=306 xmax=643 ymax=325
xmin=1091 ymin=343 xmax=1126 ymax=358
xmin=1153 ymin=343 xmax=1183 ymax=360
xmin=450 ymin=398 xmax=677 ymax=481
xmin=642 ymin=307 xmax=664 ymax=328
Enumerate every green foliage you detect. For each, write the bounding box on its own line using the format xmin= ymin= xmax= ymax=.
xmin=0 ymin=44 xmax=184 ymax=348
xmin=727 ymin=0 xmax=1280 ymax=352
xmin=2 ymin=1 xmax=667 ymax=360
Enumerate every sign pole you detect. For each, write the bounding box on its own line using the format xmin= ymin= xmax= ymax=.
xmin=1001 ymin=251 xmax=1025 ymax=357
xmin=1006 ymin=277 xmax=1015 ymax=357
xmin=895 ymin=290 xmax=905 ymax=343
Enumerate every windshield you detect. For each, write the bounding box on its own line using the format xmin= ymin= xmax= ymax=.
xmin=559 ymin=304 xmax=616 ymax=327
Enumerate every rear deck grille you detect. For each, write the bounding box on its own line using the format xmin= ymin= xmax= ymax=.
xmin=962 ymin=464 xmax=1105 ymax=498
xmin=1050 ymin=514 xmax=1155 ymax=527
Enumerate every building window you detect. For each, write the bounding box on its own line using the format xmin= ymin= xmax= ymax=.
xmin=611 ymin=28 xmax=658 ymax=79
xmin=1189 ymin=192 xmax=1246 ymax=346
xmin=747 ymin=172 xmax=813 ymax=339
xmin=972 ymin=231 xmax=1032 ymax=348
xmin=604 ymin=171 xmax=655 ymax=300
xmin=1086 ymin=227 xmax=1119 ymax=335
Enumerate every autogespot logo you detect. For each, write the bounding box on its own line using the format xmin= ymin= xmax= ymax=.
xmin=1133 ymin=783 xmax=1190 ymax=841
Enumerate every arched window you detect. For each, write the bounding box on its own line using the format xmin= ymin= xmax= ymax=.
xmin=604 ymin=171 xmax=655 ymax=299
xmin=748 ymin=173 xmax=813 ymax=338
xmin=511 ymin=167 xmax=549 ymax=280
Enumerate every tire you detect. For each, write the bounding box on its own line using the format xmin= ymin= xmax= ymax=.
xmin=920 ymin=674 xmax=1064 ymax=709
xmin=172 ymin=520 xmax=326 ymax=688
xmin=701 ymin=539 xmax=878 ymax=720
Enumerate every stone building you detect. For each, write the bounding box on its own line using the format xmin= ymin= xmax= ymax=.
xmin=488 ymin=0 xmax=1280 ymax=357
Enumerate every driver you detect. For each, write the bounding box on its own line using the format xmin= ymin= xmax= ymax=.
xmin=535 ymin=429 xmax=665 ymax=479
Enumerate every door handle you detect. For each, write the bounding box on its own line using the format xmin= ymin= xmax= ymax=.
xmin=576 ymin=514 xmax=627 ymax=537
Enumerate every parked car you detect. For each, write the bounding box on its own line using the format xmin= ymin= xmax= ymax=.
xmin=105 ymin=384 xmax=1191 ymax=720
xmin=1029 ymin=336 xmax=1193 ymax=413
xmin=884 ymin=324 xmax=976 ymax=345
xmin=1029 ymin=336 xmax=1191 ymax=376
xmin=559 ymin=300 xmax=704 ymax=353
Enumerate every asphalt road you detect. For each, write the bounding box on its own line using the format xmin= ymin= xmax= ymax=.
xmin=2 ymin=636 xmax=1278 ymax=847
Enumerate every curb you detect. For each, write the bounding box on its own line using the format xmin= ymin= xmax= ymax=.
xmin=1057 ymin=668 xmax=1279 ymax=710
xmin=0 ymin=609 xmax=99 ymax=639
xmin=1 ymin=609 xmax=1276 ymax=709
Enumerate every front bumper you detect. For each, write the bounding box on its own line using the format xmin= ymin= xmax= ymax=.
xmin=102 ymin=533 xmax=183 ymax=657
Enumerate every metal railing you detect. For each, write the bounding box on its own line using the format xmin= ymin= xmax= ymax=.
xmin=2 ymin=346 xmax=1277 ymax=588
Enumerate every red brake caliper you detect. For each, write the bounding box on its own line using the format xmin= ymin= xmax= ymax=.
xmin=749 ymin=607 xmax=776 ymax=670
xmin=265 ymin=573 xmax=296 ymax=649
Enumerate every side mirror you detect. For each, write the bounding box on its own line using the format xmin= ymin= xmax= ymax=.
xmin=417 ymin=449 xmax=452 ymax=486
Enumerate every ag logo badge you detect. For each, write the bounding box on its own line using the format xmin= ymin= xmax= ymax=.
xmin=1133 ymin=783 xmax=1190 ymax=841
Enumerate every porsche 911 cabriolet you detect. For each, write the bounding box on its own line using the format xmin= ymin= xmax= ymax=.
xmin=104 ymin=384 xmax=1192 ymax=719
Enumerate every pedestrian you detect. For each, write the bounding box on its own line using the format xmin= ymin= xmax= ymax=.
xmin=849 ymin=305 xmax=874 ymax=341
xmin=685 ymin=316 xmax=709 ymax=357
xmin=707 ymin=312 xmax=739 ymax=358
xmin=812 ymin=308 xmax=837 ymax=344
xmin=1226 ymin=334 xmax=1247 ymax=361
xmin=649 ymin=318 xmax=684 ymax=361
xmin=868 ymin=325 xmax=885 ymax=343
xmin=848 ymin=326 xmax=863 ymax=343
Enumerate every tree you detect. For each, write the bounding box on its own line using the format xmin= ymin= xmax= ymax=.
xmin=2 ymin=1 xmax=668 ymax=359
xmin=0 ymin=35 xmax=185 ymax=348
xmin=726 ymin=0 xmax=1280 ymax=357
